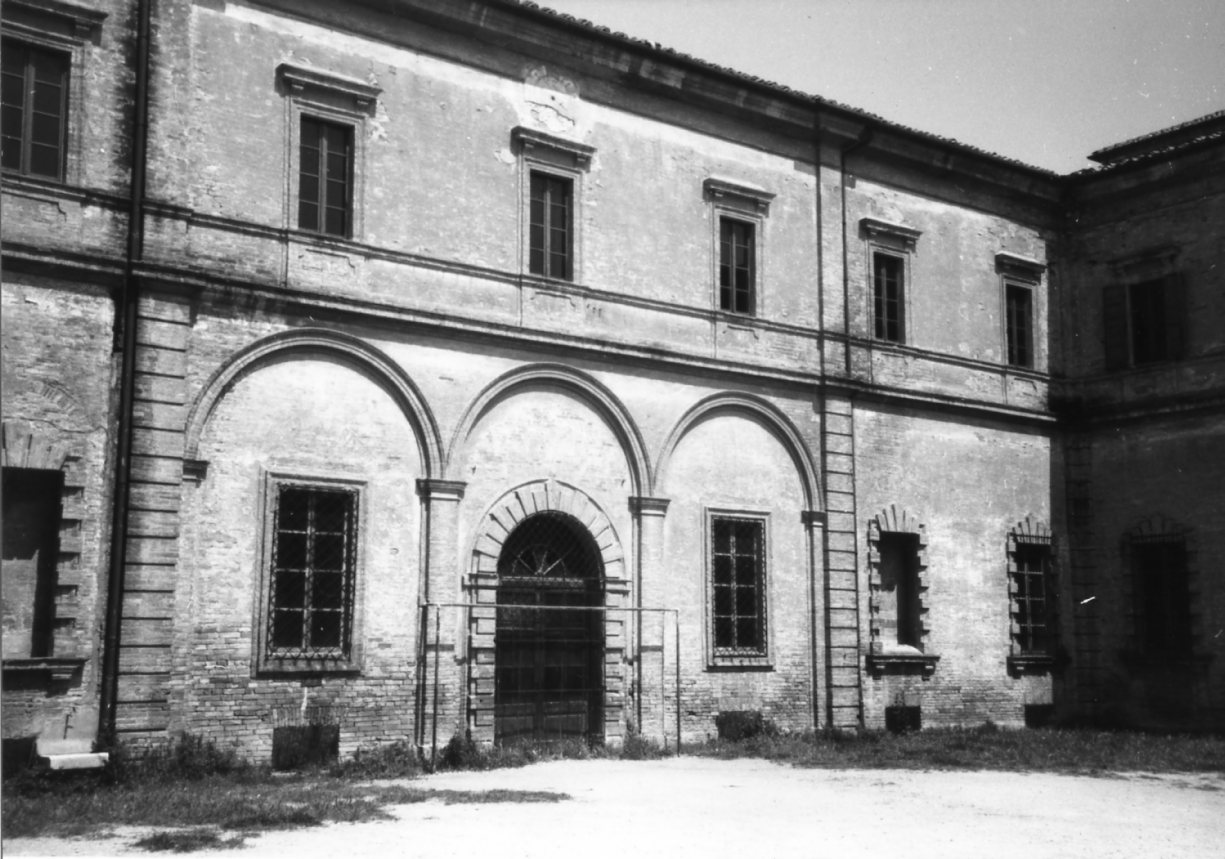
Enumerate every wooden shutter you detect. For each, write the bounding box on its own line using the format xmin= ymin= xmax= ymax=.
xmin=1102 ymin=284 xmax=1128 ymax=370
xmin=1162 ymin=273 xmax=1185 ymax=360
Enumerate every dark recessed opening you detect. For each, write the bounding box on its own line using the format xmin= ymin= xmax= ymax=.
xmin=1024 ymin=704 xmax=1055 ymax=728
xmin=1 ymin=737 xmax=38 ymax=777
xmin=885 ymin=705 xmax=921 ymax=733
xmin=271 ymin=725 xmax=339 ymax=770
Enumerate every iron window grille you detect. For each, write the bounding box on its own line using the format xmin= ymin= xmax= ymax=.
xmin=1011 ymin=542 xmax=1053 ymax=654
xmin=1005 ymin=283 xmax=1034 ymax=368
xmin=719 ymin=218 xmax=756 ymax=315
xmin=873 ymin=251 xmax=905 ymax=342
xmin=267 ymin=484 xmax=358 ymax=661
xmin=1 ymin=39 xmax=69 ymax=181
xmin=529 ymin=171 xmax=573 ymax=280
xmin=298 ymin=116 xmax=353 ymax=237
xmin=710 ymin=515 xmax=767 ymax=659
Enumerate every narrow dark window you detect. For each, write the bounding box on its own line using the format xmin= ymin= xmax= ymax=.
xmin=719 ymin=218 xmax=755 ymax=315
xmin=873 ymin=252 xmax=904 ymax=342
xmin=878 ymin=532 xmax=921 ymax=647
xmin=529 ymin=171 xmax=572 ymax=280
xmin=1133 ymin=539 xmax=1190 ymax=656
xmin=1129 ymin=280 xmax=1168 ymax=365
xmin=298 ymin=117 xmax=353 ymax=237
xmin=268 ymin=485 xmax=357 ymax=659
xmin=1 ymin=40 xmax=70 ymax=181
xmin=1005 ymin=283 xmax=1034 ymax=368
xmin=1 ymin=468 xmax=63 ymax=658
xmin=1012 ymin=543 xmax=1052 ymax=653
xmin=1103 ymin=277 xmax=1185 ymax=369
xmin=711 ymin=517 xmax=766 ymax=656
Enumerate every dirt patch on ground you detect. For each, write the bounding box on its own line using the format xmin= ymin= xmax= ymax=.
xmin=7 ymin=757 xmax=1223 ymax=857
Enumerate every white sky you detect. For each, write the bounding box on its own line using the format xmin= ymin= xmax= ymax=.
xmin=537 ymin=0 xmax=1225 ymax=173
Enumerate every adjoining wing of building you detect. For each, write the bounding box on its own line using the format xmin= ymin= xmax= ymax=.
xmin=2 ymin=0 xmax=1222 ymax=764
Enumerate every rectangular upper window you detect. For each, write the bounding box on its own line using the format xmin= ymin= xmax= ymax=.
xmin=873 ymin=251 xmax=905 ymax=343
xmin=265 ymin=482 xmax=358 ymax=664
xmin=719 ymin=218 xmax=756 ymax=315
xmin=1 ymin=39 xmax=69 ymax=181
xmin=710 ymin=515 xmax=767 ymax=661
xmin=1103 ymin=276 xmax=1185 ymax=369
xmin=529 ymin=171 xmax=573 ymax=280
xmin=1005 ymin=283 xmax=1034 ymax=368
xmin=298 ymin=116 xmax=353 ymax=237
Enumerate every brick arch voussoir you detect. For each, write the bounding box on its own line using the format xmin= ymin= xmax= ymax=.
xmin=469 ymin=479 xmax=624 ymax=583
xmin=445 ymin=363 xmax=649 ymax=496
xmin=654 ymin=392 xmax=821 ymax=511
xmin=182 ymin=328 xmax=442 ymax=477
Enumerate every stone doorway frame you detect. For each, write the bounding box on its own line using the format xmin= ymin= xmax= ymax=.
xmin=466 ymin=479 xmax=628 ymax=746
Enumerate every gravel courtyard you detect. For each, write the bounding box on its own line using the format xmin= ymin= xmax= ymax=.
xmin=8 ymin=756 xmax=1223 ymax=858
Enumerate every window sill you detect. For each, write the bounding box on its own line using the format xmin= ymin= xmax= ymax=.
xmin=708 ymin=655 xmax=772 ymax=672
xmin=256 ymin=657 xmax=361 ymax=678
xmin=1007 ymin=653 xmax=1056 ymax=676
xmin=2 ymin=657 xmax=87 ymax=681
xmin=867 ymin=648 xmax=939 ymax=676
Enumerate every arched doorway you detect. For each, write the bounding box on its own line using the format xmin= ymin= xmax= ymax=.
xmin=495 ymin=512 xmax=604 ymax=742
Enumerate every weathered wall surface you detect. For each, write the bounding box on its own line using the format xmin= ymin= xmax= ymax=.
xmin=177 ymin=352 xmax=424 ymax=757
xmin=1 ymin=276 xmax=116 ymax=743
xmin=854 ymin=404 xmax=1055 ymax=728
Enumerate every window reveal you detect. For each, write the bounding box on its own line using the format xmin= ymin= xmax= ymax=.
xmin=268 ymin=484 xmax=357 ymax=660
xmin=873 ymin=252 xmax=905 ymax=342
xmin=876 ymin=531 xmax=921 ymax=648
xmin=719 ymin=218 xmax=755 ymax=315
xmin=711 ymin=516 xmax=766 ymax=656
xmin=1005 ymin=283 xmax=1034 ymax=368
xmin=1 ymin=40 xmax=69 ymax=181
xmin=1 ymin=468 xmax=63 ymax=659
xmin=529 ymin=171 xmax=573 ymax=280
xmin=298 ymin=117 xmax=353 ymax=237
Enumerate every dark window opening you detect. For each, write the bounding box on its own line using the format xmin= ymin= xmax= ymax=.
xmin=1005 ymin=283 xmax=1034 ymax=368
xmin=873 ymin=252 xmax=904 ymax=342
xmin=267 ymin=485 xmax=357 ymax=660
xmin=1024 ymin=704 xmax=1055 ymax=728
xmin=711 ymin=516 xmax=766 ymax=657
xmin=2 ymin=467 xmax=63 ymax=659
xmin=529 ymin=171 xmax=573 ymax=280
xmin=1132 ymin=539 xmax=1191 ymax=656
xmin=1012 ymin=542 xmax=1053 ymax=654
xmin=298 ymin=117 xmax=353 ymax=237
xmin=719 ymin=218 xmax=755 ymax=315
xmin=1103 ymin=277 xmax=1185 ymax=369
xmin=885 ymin=705 xmax=921 ymax=733
xmin=1 ymin=40 xmax=69 ymax=181
xmin=877 ymin=532 xmax=921 ymax=648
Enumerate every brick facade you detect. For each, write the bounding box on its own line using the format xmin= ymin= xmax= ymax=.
xmin=2 ymin=0 xmax=1221 ymax=762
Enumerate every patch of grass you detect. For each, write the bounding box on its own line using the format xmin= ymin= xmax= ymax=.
xmin=133 ymin=829 xmax=246 ymax=853
xmin=691 ymin=726 xmax=1225 ymax=774
xmin=331 ymin=738 xmax=424 ymax=780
